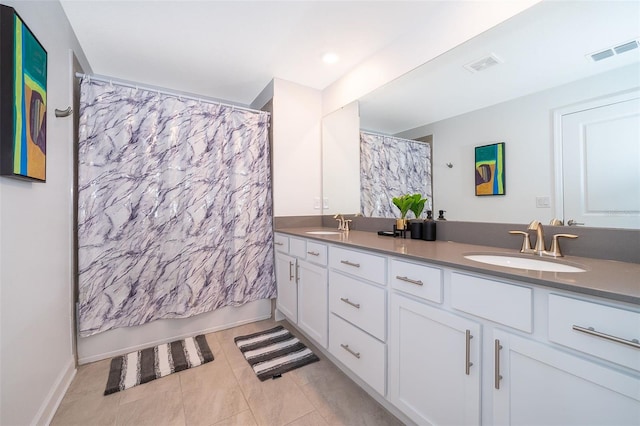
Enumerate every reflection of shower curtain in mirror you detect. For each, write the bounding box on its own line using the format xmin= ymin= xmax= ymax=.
xmin=77 ymin=79 xmax=275 ymax=337
xmin=360 ymin=131 xmax=432 ymax=218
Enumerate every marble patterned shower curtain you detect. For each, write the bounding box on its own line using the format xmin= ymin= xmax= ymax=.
xmin=360 ymin=131 xmax=432 ymax=218
xmin=77 ymin=79 xmax=275 ymax=337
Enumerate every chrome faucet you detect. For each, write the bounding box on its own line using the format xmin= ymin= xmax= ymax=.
xmin=510 ymin=220 xmax=578 ymax=257
xmin=528 ymin=220 xmax=547 ymax=255
xmin=335 ymin=213 xmax=361 ymax=232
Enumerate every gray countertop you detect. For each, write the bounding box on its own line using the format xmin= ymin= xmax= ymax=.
xmin=275 ymin=227 xmax=640 ymax=305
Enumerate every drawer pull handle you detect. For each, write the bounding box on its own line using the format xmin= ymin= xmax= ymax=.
xmin=572 ymin=325 xmax=640 ymax=349
xmin=465 ymin=329 xmax=474 ymax=375
xmin=275 ymin=242 xmax=284 ymax=246
xmin=340 ymin=297 xmax=361 ymax=309
xmin=494 ymin=339 xmax=503 ymax=389
xmin=307 ymin=251 xmax=320 ymax=256
xmin=289 ymin=261 xmax=294 ymax=281
xmin=340 ymin=343 xmax=361 ymax=359
xmin=396 ymin=275 xmax=423 ymax=286
xmin=340 ymin=260 xmax=361 ymax=268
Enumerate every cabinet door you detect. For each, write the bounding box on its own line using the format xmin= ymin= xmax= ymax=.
xmin=275 ymin=252 xmax=297 ymax=322
xmin=493 ymin=330 xmax=640 ymax=426
xmin=298 ymin=259 xmax=328 ymax=348
xmin=389 ymin=293 xmax=481 ymax=426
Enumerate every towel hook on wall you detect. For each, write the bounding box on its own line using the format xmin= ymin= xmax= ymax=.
xmin=55 ymin=106 xmax=73 ymax=118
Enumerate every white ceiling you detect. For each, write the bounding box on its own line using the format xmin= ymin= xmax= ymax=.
xmin=359 ymin=0 xmax=640 ymax=134
xmin=60 ymin=1 xmax=639 ymax=127
xmin=60 ymin=0 xmax=445 ymax=105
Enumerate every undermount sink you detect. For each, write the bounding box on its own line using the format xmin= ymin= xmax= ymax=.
xmin=464 ymin=254 xmax=586 ymax=273
xmin=305 ymin=230 xmax=342 ymax=235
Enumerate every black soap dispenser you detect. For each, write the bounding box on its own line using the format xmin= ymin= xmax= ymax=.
xmin=422 ymin=210 xmax=436 ymax=241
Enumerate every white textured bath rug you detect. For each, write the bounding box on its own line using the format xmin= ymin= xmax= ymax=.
xmin=234 ymin=325 xmax=319 ymax=381
xmin=104 ymin=335 xmax=214 ymax=395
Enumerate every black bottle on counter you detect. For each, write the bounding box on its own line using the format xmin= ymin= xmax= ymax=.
xmin=410 ymin=220 xmax=422 ymax=239
xmin=422 ymin=210 xmax=436 ymax=241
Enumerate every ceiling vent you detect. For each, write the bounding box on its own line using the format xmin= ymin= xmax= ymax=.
xmin=589 ymin=39 xmax=639 ymax=62
xmin=464 ymin=53 xmax=502 ymax=73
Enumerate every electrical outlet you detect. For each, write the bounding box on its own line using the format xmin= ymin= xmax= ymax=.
xmin=323 ymin=197 xmax=329 ymax=209
xmin=536 ymin=196 xmax=551 ymax=208
xmin=314 ymin=197 xmax=321 ymax=209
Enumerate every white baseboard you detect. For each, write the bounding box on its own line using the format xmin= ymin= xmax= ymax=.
xmin=32 ymin=358 xmax=76 ymax=426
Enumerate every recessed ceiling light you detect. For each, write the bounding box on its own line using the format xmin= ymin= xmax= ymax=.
xmin=322 ymin=52 xmax=339 ymax=64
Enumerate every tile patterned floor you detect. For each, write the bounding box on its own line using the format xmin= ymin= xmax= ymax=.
xmin=51 ymin=319 xmax=404 ymax=426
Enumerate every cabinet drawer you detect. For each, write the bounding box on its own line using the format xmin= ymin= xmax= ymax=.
xmin=289 ymin=237 xmax=307 ymax=258
xmin=329 ymin=271 xmax=386 ymax=341
xmin=329 ymin=313 xmax=386 ymax=395
xmin=274 ymin=233 xmax=289 ymax=253
xmin=329 ymin=246 xmax=386 ymax=285
xmin=451 ymin=272 xmax=532 ymax=332
xmin=548 ymin=294 xmax=640 ymax=371
xmin=390 ymin=258 xmax=442 ymax=303
xmin=305 ymin=241 xmax=328 ymax=266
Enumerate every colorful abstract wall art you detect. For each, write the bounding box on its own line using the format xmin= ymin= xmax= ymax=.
xmin=0 ymin=5 xmax=47 ymax=182
xmin=475 ymin=142 xmax=505 ymax=196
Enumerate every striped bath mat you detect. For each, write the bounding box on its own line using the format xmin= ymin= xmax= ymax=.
xmin=104 ymin=335 xmax=214 ymax=395
xmin=234 ymin=325 xmax=319 ymax=381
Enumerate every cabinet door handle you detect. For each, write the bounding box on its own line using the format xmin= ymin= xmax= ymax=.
xmin=494 ymin=339 xmax=503 ymax=389
xmin=340 ymin=260 xmax=361 ymax=268
xmin=395 ymin=275 xmax=423 ymax=286
xmin=289 ymin=261 xmax=294 ymax=281
xmin=275 ymin=241 xmax=284 ymax=246
xmin=340 ymin=343 xmax=361 ymax=359
xmin=340 ymin=297 xmax=360 ymax=309
xmin=307 ymin=251 xmax=320 ymax=256
xmin=465 ymin=329 xmax=474 ymax=375
xmin=572 ymin=325 xmax=640 ymax=349
xmin=295 ymin=263 xmax=300 ymax=284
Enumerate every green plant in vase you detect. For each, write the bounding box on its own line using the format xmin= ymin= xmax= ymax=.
xmin=392 ymin=194 xmax=413 ymax=230
xmin=408 ymin=193 xmax=428 ymax=220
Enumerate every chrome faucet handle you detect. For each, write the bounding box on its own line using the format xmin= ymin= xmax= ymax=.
xmin=509 ymin=230 xmax=534 ymax=253
xmin=334 ymin=213 xmax=345 ymax=231
xmin=344 ymin=219 xmax=353 ymax=232
xmin=544 ymin=233 xmax=578 ymax=257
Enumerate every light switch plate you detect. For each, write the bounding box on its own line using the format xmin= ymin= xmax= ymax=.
xmin=536 ymin=196 xmax=551 ymax=208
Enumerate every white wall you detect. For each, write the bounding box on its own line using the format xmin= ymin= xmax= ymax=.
xmin=397 ymin=64 xmax=640 ymax=224
xmin=322 ymin=101 xmax=360 ymax=215
xmin=0 ymin=2 xmax=91 ymax=425
xmin=272 ymin=78 xmax=323 ymax=216
xmin=321 ymin=0 xmax=540 ymax=115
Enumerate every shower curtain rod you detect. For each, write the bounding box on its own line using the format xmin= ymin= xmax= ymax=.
xmin=75 ymin=72 xmax=267 ymax=115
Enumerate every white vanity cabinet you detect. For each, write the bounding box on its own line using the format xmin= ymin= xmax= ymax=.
xmin=327 ymin=245 xmax=388 ymax=395
xmin=389 ymin=293 xmax=481 ymax=425
xmin=274 ymin=234 xmax=328 ymax=347
xmin=489 ymin=294 xmax=639 ymax=426
xmin=275 ymin=231 xmax=640 ymax=426
xmin=493 ymin=329 xmax=640 ymax=426
xmin=274 ymin=234 xmax=297 ymax=322
xmin=297 ymin=241 xmax=328 ymax=348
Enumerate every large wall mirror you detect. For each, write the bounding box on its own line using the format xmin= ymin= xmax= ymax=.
xmin=321 ymin=0 xmax=640 ymax=229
